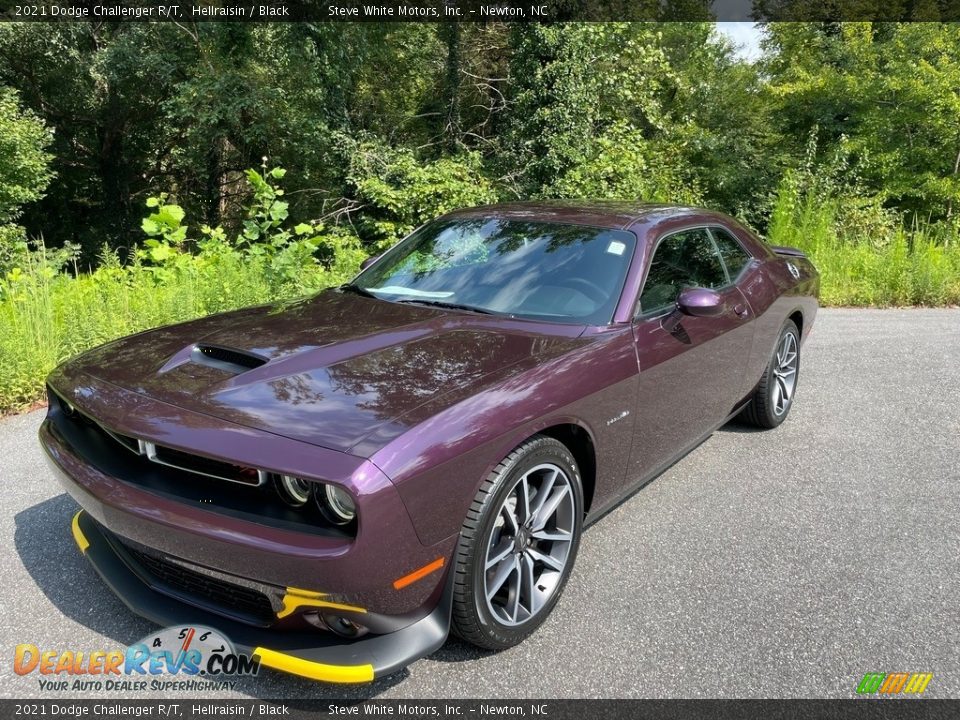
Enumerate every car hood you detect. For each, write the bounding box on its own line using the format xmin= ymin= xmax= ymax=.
xmin=66 ymin=289 xmax=585 ymax=455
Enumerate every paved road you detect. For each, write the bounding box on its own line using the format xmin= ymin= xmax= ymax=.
xmin=2 ymin=309 xmax=958 ymax=699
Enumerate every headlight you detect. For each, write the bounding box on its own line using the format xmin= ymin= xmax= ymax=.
xmin=272 ymin=474 xmax=356 ymax=526
xmin=275 ymin=474 xmax=312 ymax=507
xmin=317 ymin=484 xmax=356 ymax=525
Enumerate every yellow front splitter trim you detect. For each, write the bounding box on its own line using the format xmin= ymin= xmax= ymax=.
xmin=71 ymin=511 xmax=90 ymax=553
xmin=67 ymin=510 xmax=377 ymax=685
xmin=277 ymin=587 xmax=367 ymax=619
xmin=253 ymin=646 xmax=374 ymax=684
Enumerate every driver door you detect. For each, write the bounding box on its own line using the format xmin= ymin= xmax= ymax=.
xmin=625 ymin=227 xmax=755 ymax=483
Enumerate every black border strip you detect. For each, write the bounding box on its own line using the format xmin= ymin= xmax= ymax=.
xmin=3 ymin=0 xmax=960 ymax=23
xmin=1 ymin=699 xmax=958 ymax=719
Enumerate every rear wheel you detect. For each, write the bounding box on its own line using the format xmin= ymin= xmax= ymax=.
xmin=740 ymin=319 xmax=801 ymax=429
xmin=451 ymin=436 xmax=583 ymax=650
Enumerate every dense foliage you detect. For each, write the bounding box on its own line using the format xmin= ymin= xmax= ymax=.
xmin=0 ymin=87 xmax=53 ymax=270
xmin=3 ymin=22 xmax=960 ymax=258
xmin=1 ymin=21 xmax=959 ymax=413
xmin=0 ymin=167 xmax=365 ymax=412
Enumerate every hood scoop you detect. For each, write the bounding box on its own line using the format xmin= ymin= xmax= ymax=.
xmin=190 ymin=344 xmax=269 ymax=374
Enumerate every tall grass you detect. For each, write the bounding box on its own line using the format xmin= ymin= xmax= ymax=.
xmin=0 ymin=246 xmax=356 ymax=414
xmin=768 ymin=179 xmax=960 ymax=306
xmin=2 ymin=183 xmax=960 ymax=415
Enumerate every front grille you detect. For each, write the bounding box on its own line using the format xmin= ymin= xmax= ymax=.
xmin=101 ymin=427 xmax=140 ymax=455
xmin=124 ymin=545 xmax=276 ymax=625
xmin=147 ymin=443 xmax=265 ymax=486
xmin=49 ymin=386 xmax=265 ymax=487
xmin=45 ymin=384 xmax=356 ymax=538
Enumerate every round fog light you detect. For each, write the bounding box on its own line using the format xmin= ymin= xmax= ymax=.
xmin=317 ymin=484 xmax=356 ymax=525
xmin=275 ymin=474 xmax=312 ymax=507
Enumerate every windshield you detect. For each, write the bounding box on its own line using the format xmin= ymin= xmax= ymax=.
xmin=353 ymin=218 xmax=637 ymax=325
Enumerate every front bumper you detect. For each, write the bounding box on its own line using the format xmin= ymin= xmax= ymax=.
xmin=39 ymin=371 xmax=457 ymax=620
xmin=71 ymin=510 xmax=452 ymax=683
xmin=40 ymin=369 xmax=460 ymax=682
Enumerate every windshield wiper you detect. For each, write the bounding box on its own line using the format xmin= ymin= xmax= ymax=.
xmin=340 ymin=283 xmax=378 ymax=299
xmin=395 ymin=299 xmax=497 ymax=315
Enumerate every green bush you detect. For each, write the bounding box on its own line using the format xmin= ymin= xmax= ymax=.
xmin=347 ymin=143 xmax=498 ymax=246
xmin=0 ymin=88 xmax=53 ymax=224
xmin=0 ymin=167 xmax=365 ymax=414
xmin=548 ymin=122 xmax=702 ymax=204
xmin=0 ymin=87 xmax=55 ymax=275
xmin=768 ymin=171 xmax=960 ymax=306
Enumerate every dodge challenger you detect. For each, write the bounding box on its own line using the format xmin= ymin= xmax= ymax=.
xmin=40 ymin=201 xmax=819 ymax=683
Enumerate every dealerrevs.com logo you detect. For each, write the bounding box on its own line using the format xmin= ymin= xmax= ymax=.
xmin=14 ymin=625 xmax=259 ymax=692
xmin=856 ymin=672 xmax=933 ymax=696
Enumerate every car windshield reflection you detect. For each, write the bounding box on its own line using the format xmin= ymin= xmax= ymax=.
xmin=355 ymin=218 xmax=637 ymax=324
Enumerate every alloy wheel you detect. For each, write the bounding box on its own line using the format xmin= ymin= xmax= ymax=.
xmin=483 ymin=463 xmax=575 ymax=627
xmin=772 ymin=330 xmax=799 ymax=416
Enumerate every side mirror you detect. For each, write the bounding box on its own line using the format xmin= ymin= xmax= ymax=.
xmin=360 ymin=255 xmax=379 ymax=271
xmin=677 ymin=287 xmax=725 ymax=318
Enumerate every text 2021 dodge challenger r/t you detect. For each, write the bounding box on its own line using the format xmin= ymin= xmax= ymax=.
xmin=41 ymin=202 xmax=818 ymax=683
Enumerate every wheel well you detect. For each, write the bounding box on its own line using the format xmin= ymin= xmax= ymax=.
xmin=539 ymin=424 xmax=597 ymax=516
xmin=789 ymin=310 xmax=804 ymax=338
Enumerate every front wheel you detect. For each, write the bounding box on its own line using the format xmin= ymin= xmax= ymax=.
xmin=740 ymin=318 xmax=801 ymax=429
xmin=451 ymin=436 xmax=583 ymax=650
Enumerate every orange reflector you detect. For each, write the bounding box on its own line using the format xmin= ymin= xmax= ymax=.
xmin=393 ymin=557 xmax=445 ymax=590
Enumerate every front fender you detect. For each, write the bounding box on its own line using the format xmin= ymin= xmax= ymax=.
xmin=371 ymin=328 xmax=638 ymax=546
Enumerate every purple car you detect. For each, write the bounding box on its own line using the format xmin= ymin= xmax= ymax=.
xmin=41 ymin=202 xmax=818 ymax=683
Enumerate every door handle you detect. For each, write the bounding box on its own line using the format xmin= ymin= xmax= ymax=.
xmin=734 ymin=303 xmax=749 ymax=318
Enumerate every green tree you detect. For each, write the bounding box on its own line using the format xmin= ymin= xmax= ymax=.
xmin=0 ymin=87 xmax=53 ymax=224
xmin=0 ymin=23 xmax=190 ymax=259
xmin=656 ymin=23 xmax=780 ymax=224
xmin=764 ymin=22 xmax=960 ymax=221
xmin=501 ymin=23 xmax=678 ymax=198
xmin=347 ymin=142 xmax=498 ymax=243
xmin=0 ymin=86 xmax=54 ymax=270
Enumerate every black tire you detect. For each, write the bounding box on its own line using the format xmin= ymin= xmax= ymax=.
xmin=451 ymin=435 xmax=583 ymax=651
xmin=740 ymin=318 xmax=801 ymax=429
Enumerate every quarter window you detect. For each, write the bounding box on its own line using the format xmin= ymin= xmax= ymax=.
xmin=710 ymin=227 xmax=752 ymax=279
xmin=638 ymin=229 xmax=727 ymax=314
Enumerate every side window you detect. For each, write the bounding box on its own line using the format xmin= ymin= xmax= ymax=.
xmin=710 ymin=227 xmax=752 ymax=280
xmin=639 ymin=229 xmax=727 ymax=314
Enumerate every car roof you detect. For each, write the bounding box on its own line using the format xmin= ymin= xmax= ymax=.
xmin=442 ymin=200 xmax=718 ymax=231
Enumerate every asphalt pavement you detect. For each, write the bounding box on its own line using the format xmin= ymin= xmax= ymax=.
xmin=1 ymin=308 xmax=958 ymax=699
